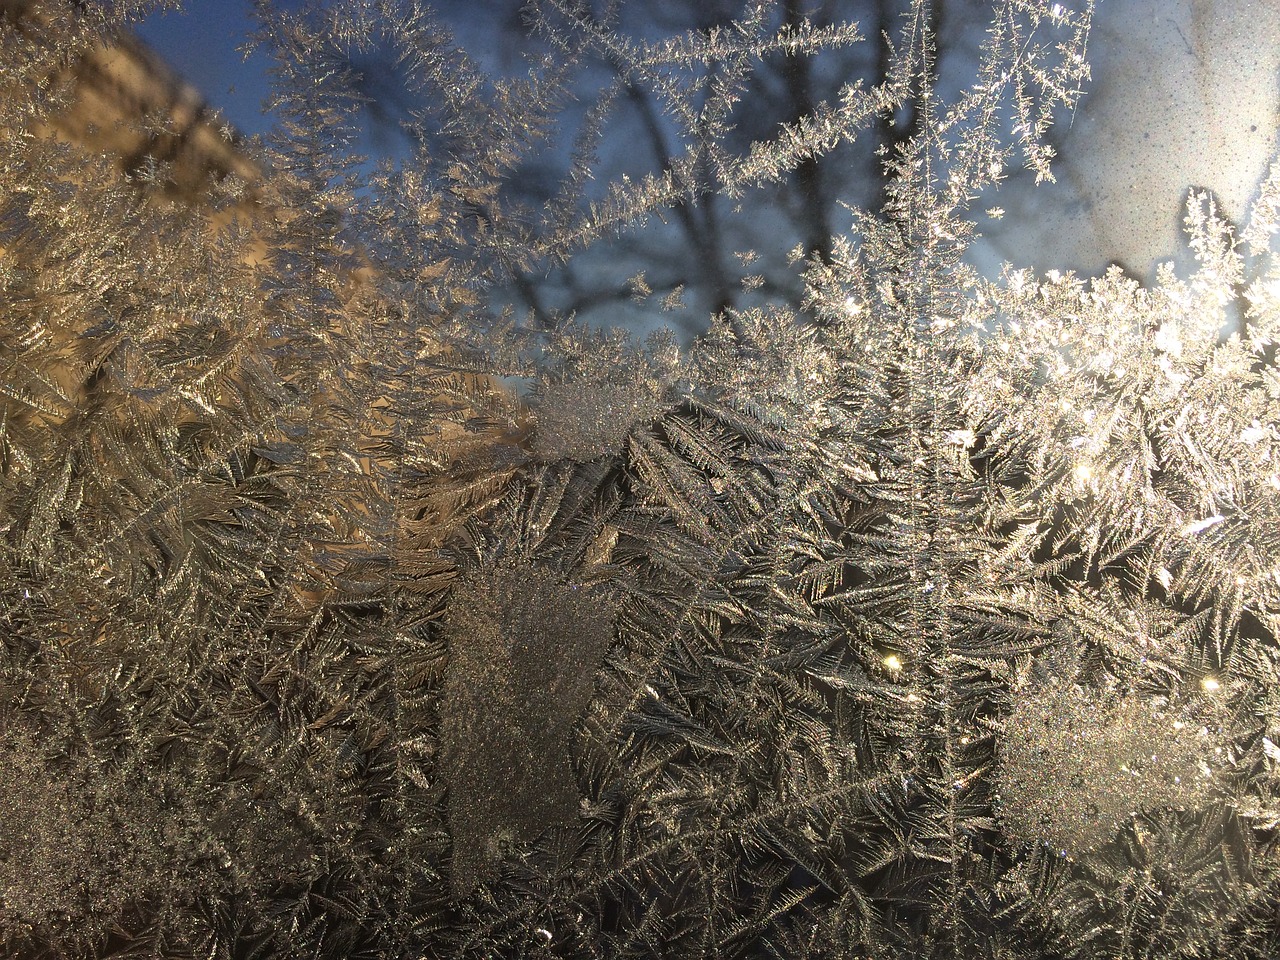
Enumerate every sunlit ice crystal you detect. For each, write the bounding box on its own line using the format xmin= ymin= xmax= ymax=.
xmin=998 ymin=677 xmax=1221 ymax=855
xmin=532 ymin=376 xmax=665 ymax=462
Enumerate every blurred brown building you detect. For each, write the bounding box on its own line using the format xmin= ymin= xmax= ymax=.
xmin=1 ymin=0 xmax=526 ymax=576
xmin=2 ymin=0 xmax=258 ymax=205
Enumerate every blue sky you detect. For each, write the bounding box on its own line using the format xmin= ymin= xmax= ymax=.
xmin=131 ymin=1 xmax=1280 ymax=287
xmin=136 ymin=1 xmax=330 ymax=136
xmin=135 ymin=0 xmax=289 ymax=137
xmin=134 ymin=0 xmax=507 ymax=141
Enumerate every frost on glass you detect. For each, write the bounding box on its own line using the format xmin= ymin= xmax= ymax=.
xmin=530 ymin=327 xmax=674 ymax=462
xmin=998 ymin=653 xmax=1223 ymax=856
xmin=3 ymin=0 xmax=1280 ymax=958
xmin=440 ymin=564 xmax=614 ymax=894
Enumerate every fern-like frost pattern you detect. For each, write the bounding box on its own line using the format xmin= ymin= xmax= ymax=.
xmin=2 ymin=0 xmax=1279 ymax=958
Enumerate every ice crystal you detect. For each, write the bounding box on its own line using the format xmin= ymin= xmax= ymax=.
xmin=530 ymin=328 xmax=673 ymax=461
xmin=999 ymin=677 xmax=1221 ymax=855
xmin=440 ymin=564 xmax=614 ymax=893
xmin=4 ymin=0 xmax=1280 ymax=958
xmin=532 ymin=377 xmax=666 ymax=462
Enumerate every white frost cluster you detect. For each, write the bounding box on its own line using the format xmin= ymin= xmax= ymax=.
xmin=998 ymin=679 xmax=1220 ymax=855
xmin=532 ymin=377 xmax=666 ymax=462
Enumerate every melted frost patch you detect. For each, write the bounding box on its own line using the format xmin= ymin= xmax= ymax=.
xmin=440 ymin=564 xmax=614 ymax=893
